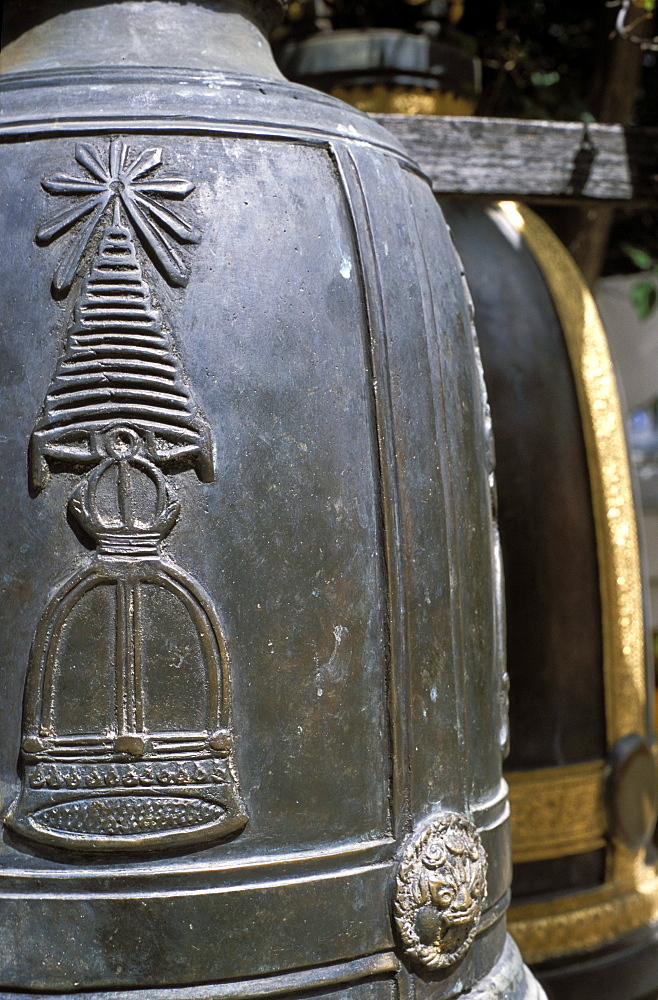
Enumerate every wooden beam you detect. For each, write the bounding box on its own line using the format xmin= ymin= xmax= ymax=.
xmin=373 ymin=115 xmax=658 ymax=205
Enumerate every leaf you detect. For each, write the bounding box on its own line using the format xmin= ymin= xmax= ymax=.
xmin=530 ymin=70 xmax=560 ymax=87
xmin=132 ymin=193 xmax=200 ymax=244
xmin=36 ymin=194 xmax=103 ymax=244
xmin=623 ymin=243 xmax=655 ymax=271
xmin=133 ymin=178 xmax=195 ymax=198
xmin=109 ymin=138 xmax=128 ymax=178
xmin=52 ymin=195 xmax=110 ymax=293
xmin=629 ymin=279 xmax=658 ymax=320
xmin=75 ymin=143 xmax=109 ymax=182
xmin=42 ymin=175 xmax=105 ymax=195
xmin=123 ymin=148 xmax=163 ymax=182
xmin=121 ymin=190 xmax=189 ymax=287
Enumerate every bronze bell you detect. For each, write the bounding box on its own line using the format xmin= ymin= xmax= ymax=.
xmin=446 ymin=200 xmax=658 ymax=1000
xmin=0 ymin=0 xmax=541 ymax=997
xmin=276 ymin=14 xmax=658 ymax=1000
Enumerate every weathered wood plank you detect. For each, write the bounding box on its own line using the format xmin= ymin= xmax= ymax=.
xmin=373 ymin=115 xmax=658 ymax=204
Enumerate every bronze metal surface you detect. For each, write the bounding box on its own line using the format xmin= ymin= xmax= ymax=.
xmin=0 ymin=3 xmax=539 ymax=995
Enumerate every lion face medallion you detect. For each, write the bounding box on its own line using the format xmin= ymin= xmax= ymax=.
xmin=394 ymin=813 xmax=487 ymax=969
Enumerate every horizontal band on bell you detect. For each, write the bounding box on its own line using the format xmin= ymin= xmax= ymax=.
xmin=0 ymin=861 xmax=395 ymax=991
xmin=0 ymin=811 xmax=512 ymax=990
xmin=0 ymin=953 xmax=401 ymax=1000
xmin=507 ymin=761 xmax=606 ymax=863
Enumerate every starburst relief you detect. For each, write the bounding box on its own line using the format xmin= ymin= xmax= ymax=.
xmin=37 ymin=139 xmax=200 ymax=293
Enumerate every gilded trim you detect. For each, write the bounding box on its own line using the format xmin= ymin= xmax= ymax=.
xmin=498 ymin=201 xmax=646 ymax=747
xmin=499 ymin=202 xmax=656 ymax=962
xmin=330 ymin=84 xmax=476 ymax=117
xmin=507 ymin=762 xmax=606 ymax=863
xmin=509 ymin=853 xmax=658 ymax=964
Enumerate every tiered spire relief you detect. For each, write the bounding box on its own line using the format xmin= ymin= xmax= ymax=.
xmin=31 ymin=201 xmax=213 ymax=493
xmin=7 ymin=141 xmax=247 ymax=853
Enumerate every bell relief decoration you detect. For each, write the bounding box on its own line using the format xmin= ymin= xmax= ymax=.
xmin=394 ymin=813 xmax=487 ymax=969
xmin=5 ymin=140 xmax=248 ymax=852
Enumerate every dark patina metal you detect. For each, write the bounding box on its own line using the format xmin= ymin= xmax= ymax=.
xmin=0 ymin=2 xmax=541 ymax=997
xmin=276 ymin=17 xmax=658 ymax=1000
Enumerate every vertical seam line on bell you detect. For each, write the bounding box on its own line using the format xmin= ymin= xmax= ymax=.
xmin=328 ymin=139 xmax=412 ymax=843
xmin=402 ymin=181 xmax=470 ymax=808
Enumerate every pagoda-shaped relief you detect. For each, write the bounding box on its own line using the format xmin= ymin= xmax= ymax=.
xmin=6 ymin=141 xmax=248 ymax=852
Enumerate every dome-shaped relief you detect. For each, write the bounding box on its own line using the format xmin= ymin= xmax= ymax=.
xmin=6 ymin=141 xmax=247 ymax=852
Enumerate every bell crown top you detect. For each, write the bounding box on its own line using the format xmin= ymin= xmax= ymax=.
xmin=1 ymin=0 xmax=290 ymax=69
xmin=4 ymin=0 xmax=289 ymax=25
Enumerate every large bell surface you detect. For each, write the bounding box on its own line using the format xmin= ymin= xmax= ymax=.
xmin=276 ymin=19 xmax=658 ymax=1000
xmin=0 ymin=1 xmax=541 ymax=997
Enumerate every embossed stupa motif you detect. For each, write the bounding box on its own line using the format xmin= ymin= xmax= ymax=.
xmin=6 ymin=142 xmax=248 ymax=852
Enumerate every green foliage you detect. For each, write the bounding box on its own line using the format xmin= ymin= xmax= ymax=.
xmin=623 ymin=243 xmax=655 ymax=270
xmin=623 ymin=244 xmax=658 ymax=319
xmin=459 ymin=0 xmax=602 ymax=121
xmin=629 ymin=279 xmax=658 ymax=318
xmin=632 ymin=0 xmax=655 ymax=14
xmin=530 ymin=70 xmax=560 ymax=86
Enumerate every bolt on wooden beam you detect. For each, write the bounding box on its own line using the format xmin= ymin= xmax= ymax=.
xmin=374 ymin=115 xmax=658 ymax=207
